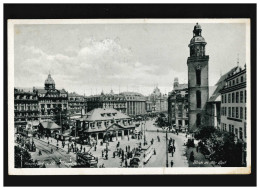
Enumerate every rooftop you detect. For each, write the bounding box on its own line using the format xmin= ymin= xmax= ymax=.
xmin=81 ymin=108 xmax=130 ymax=121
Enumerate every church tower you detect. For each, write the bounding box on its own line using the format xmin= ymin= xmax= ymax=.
xmin=187 ymin=23 xmax=209 ymax=132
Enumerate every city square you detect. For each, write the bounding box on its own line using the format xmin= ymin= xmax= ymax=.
xmin=13 ymin=21 xmax=248 ymax=169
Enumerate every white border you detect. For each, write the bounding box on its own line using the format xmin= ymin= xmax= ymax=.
xmin=8 ymin=18 xmax=251 ymax=175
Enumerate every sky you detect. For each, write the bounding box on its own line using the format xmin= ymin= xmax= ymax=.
xmin=14 ymin=22 xmax=246 ymax=96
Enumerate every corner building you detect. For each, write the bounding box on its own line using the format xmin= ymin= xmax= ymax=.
xmin=187 ymin=23 xmax=209 ymax=132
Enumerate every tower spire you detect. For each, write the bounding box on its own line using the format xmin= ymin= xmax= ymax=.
xmin=237 ymin=53 xmax=240 ymax=67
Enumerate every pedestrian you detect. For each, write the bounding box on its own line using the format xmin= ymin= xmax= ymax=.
xmin=105 ymin=153 xmax=108 ymax=160
xmin=128 ymin=145 xmax=130 ymax=152
xmin=113 ymin=151 xmax=115 ymax=158
xmin=190 ymin=151 xmax=195 ymax=162
xmin=125 ymin=159 xmax=128 ymax=168
xmin=171 ymin=160 xmax=174 ymax=167
xmin=83 ymin=147 xmax=85 ymax=153
xmin=172 ymin=150 xmax=174 ymax=157
xmin=173 ymin=146 xmax=176 ymax=152
xmin=154 ymin=149 xmax=156 ymax=155
xmin=96 ymin=157 xmax=98 ymax=163
xmin=94 ymin=146 xmax=97 ymax=151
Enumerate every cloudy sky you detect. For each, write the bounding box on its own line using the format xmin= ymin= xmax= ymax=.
xmin=14 ymin=22 xmax=246 ymax=96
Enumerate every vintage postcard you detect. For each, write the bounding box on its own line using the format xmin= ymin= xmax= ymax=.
xmin=8 ymin=19 xmax=251 ymax=175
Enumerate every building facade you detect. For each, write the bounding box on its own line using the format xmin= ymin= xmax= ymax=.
xmin=85 ymin=91 xmax=127 ymax=113
xmin=68 ymin=92 xmax=86 ymax=115
xmin=33 ymin=74 xmax=68 ymax=120
xmin=76 ymin=108 xmax=136 ymax=143
xmin=14 ymin=88 xmax=39 ymax=128
xmin=219 ymin=66 xmax=247 ymax=142
xmin=149 ymin=86 xmax=168 ymax=113
xmin=168 ymin=78 xmax=189 ymax=131
xmin=187 ymin=23 xmax=209 ymax=132
xmin=120 ymin=92 xmax=146 ymax=116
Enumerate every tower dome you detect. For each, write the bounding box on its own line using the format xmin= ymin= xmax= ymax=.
xmin=45 ymin=74 xmax=55 ymax=85
xmin=44 ymin=74 xmax=55 ymax=90
xmin=189 ymin=23 xmax=207 ymax=57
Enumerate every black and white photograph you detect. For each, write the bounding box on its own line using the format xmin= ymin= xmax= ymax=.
xmin=7 ymin=18 xmax=252 ymax=176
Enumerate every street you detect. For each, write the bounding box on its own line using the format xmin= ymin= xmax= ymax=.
xmin=26 ymin=118 xmax=188 ymax=168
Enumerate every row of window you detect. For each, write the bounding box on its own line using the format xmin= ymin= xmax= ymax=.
xmin=226 ymin=74 xmax=246 ymax=88
xmin=14 ymin=105 xmax=38 ymax=111
xmin=221 ymin=106 xmax=247 ymax=120
xmin=221 ymin=123 xmax=247 ymax=139
xmin=222 ymin=90 xmax=246 ymax=104
xmin=41 ymin=104 xmax=67 ymax=108
xmin=15 ymin=95 xmax=37 ymax=100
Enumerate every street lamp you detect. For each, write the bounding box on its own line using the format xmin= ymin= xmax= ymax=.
xmin=166 ymin=129 xmax=168 ymax=167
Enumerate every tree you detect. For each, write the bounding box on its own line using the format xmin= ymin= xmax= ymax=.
xmin=15 ymin=146 xmax=39 ymax=168
xmin=194 ymin=125 xmax=216 ymax=143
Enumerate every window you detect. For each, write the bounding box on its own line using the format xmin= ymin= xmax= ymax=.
xmin=241 ymin=76 xmax=244 ymax=82
xmin=233 ymin=80 xmax=235 ymax=85
xmin=221 ymin=95 xmax=224 ymax=103
xmin=236 ymin=92 xmax=239 ymax=103
xmin=245 ymin=107 xmax=247 ymax=120
xmin=232 ymin=93 xmax=235 ymax=103
xmin=239 ymin=127 xmax=243 ymax=139
xmin=196 ymin=90 xmax=201 ymax=108
xmin=229 ymin=124 xmax=231 ymax=132
xmin=225 ymin=94 xmax=227 ymax=103
xmin=232 ymin=125 xmax=234 ymax=134
xmin=232 ymin=107 xmax=235 ymax=117
xmin=236 ymin=107 xmax=239 ymax=118
xmin=240 ymin=107 xmax=243 ymax=119
xmin=228 ymin=93 xmax=231 ymax=103
xmin=236 ymin=78 xmax=239 ymax=84
xmin=196 ymin=113 xmax=201 ymax=126
xmin=244 ymin=123 xmax=247 ymax=139
xmin=196 ymin=69 xmax=201 ymax=85
xmin=47 ymin=104 xmax=51 ymax=108
xmin=240 ymin=91 xmax=243 ymax=103
xmin=245 ymin=90 xmax=247 ymax=103
xmin=228 ymin=107 xmax=231 ymax=117
xmin=224 ymin=124 xmax=227 ymax=131
xmin=235 ymin=128 xmax=238 ymax=137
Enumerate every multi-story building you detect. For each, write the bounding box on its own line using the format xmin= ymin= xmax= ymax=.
xmin=76 ymin=108 xmax=136 ymax=143
xmin=206 ymin=66 xmax=239 ymax=129
xmin=33 ymin=74 xmax=68 ymax=120
xmin=149 ymin=86 xmax=168 ymax=113
xmin=168 ymin=78 xmax=189 ymax=131
xmin=120 ymin=92 xmax=146 ymax=116
xmin=68 ymin=92 xmax=86 ymax=115
xmin=14 ymin=88 xmax=39 ymax=128
xmin=219 ymin=66 xmax=247 ymax=142
xmin=187 ymin=23 xmax=209 ymax=132
xmin=85 ymin=90 xmax=127 ymax=113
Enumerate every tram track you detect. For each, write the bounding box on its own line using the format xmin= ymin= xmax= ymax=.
xmin=33 ymin=138 xmax=74 ymax=168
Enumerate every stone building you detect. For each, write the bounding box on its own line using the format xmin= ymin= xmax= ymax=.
xmin=149 ymin=86 xmax=168 ymax=113
xmin=168 ymin=78 xmax=189 ymax=131
xmin=187 ymin=23 xmax=209 ymax=132
xmin=119 ymin=92 xmax=146 ymax=116
xmin=219 ymin=66 xmax=247 ymax=142
xmin=68 ymin=92 xmax=86 ymax=115
xmin=76 ymin=108 xmax=136 ymax=143
xmin=206 ymin=66 xmax=239 ymax=129
xmin=14 ymin=88 xmax=39 ymax=128
xmin=85 ymin=90 xmax=127 ymax=113
xmin=33 ymin=74 xmax=68 ymax=120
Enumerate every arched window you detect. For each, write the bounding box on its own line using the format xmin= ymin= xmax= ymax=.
xmin=196 ymin=113 xmax=201 ymax=126
xmin=196 ymin=69 xmax=201 ymax=85
xmin=196 ymin=90 xmax=201 ymax=108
